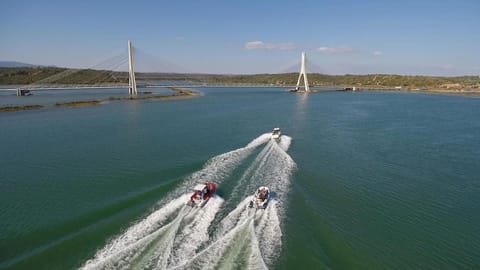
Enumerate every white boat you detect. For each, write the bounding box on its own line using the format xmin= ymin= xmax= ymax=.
xmin=271 ymin=128 xmax=281 ymax=140
xmin=248 ymin=186 xmax=270 ymax=209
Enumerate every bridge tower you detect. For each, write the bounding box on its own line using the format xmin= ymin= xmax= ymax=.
xmin=128 ymin=40 xmax=137 ymax=96
xmin=295 ymin=52 xmax=310 ymax=92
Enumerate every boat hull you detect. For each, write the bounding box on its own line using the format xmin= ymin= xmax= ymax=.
xmin=188 ymin=182 xmax=216 ymax=207
xmin=249 ymin=187 xmax=270 ymax=209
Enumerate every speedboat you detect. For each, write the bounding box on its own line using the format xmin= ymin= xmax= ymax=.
xmin=287 ymin=87 xmax=299 ymax=92
xmin=188 ymin=182 xmax=216 ymax=207
xmin=271 ymin=128 xmax=281 ymax=140
xmin=248 ymin=186 xmax=270 ymax=209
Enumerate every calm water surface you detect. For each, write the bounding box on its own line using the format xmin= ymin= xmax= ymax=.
xmin=1 ymin=87 xmax=479 ymax=269
xmin=0 ymin=87 xmax=172 ymax=106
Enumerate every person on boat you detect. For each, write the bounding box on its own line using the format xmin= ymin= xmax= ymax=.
xmin=191 ymin=183 xmax=214 ymax=202
xmin=203 ymin=182 xmax=216 ymax=198
xmin=190 ymin=190 xmax=203 ymax=202
xmin=257 ymin=187 xmax=268 ymax=201
xmin=203 ymin=187 xmax=209 ymax=196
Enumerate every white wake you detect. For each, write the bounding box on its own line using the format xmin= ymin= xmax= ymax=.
xmin=81 ymin=133 xmax=295 ymax=270
xmin=175 ymin=135 xmax=296 ymax=269
xmin=81 ymin=134 xmax=271 ymax=270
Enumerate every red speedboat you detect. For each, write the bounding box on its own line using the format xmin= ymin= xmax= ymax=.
xmin=188 ymin=182 xmax=216 ymax=207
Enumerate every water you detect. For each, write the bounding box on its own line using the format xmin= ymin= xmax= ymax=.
xmin=1 ymin=88 xmax=479 ymax=269
xmin=0 ymin=87 xmax=173 ymax=106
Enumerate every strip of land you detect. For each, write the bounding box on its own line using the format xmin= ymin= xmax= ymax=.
xmin=0 ymin=87 xmax=199 ymax=113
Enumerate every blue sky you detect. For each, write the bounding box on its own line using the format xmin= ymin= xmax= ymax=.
xmin=1 ymin=0 xmax=479 ymax=75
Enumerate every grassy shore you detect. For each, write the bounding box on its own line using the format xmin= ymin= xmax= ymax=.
xmin=0 ymin=87 xmax=199 ymax=113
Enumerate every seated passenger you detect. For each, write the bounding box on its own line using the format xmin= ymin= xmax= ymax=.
xmin=202 ymin=186 xmax=210 ymax=199
xmin=257 ymin=188 xmax=267 ymax=201
xmin=191 ymin=190 xmax=203 ymax=202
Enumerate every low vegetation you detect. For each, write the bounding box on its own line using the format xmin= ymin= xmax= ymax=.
xmin=0 ymin=105 xmax=43 ymax=112
xmin=54 ymin=100 xmax=102 ymax=107
xmin=0 ymin=67 xmax=127 ymax=85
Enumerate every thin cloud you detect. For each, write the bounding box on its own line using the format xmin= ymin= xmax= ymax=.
xmin=372 ymin=50 xmax=383 ymax=56
xmin=245 ymin=41 xmax=296 ymax=50
xmin=316 ymin=46 xmax=353 ymax=54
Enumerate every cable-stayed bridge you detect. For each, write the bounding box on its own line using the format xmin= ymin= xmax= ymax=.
xmin=9 ymin=41 xmax=323 ymax=96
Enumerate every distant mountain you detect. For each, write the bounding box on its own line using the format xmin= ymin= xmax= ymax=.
xmin=0 ymin=61 xmax=35 ymax=67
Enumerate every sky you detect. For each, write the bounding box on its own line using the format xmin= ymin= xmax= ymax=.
xmin=1 ymin=0 xmax=479 ymax=75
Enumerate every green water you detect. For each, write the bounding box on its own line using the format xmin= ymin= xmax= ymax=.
xmin=1 ymin=88 xmax=479 ymax=269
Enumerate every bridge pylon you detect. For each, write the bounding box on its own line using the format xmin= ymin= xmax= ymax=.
xmin=128 ymin=40 xmax=137 ymax=96
xmin=295 ymin=52 xmax=310 ymax=92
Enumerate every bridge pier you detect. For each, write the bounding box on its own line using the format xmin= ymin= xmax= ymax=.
xmin=295 ymin=52 xmax=310 ymax=92
xmin=128 ymin=40 xmax=137 ymax=96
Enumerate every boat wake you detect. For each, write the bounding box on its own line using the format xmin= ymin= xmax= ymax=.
xmin=164 ymin=133 xmax=272 ymax=204
xmin=81 ymin=133 xmax=295 ymax=270
xmin=175 ymin=197 xmax=282 ymax=270
xmin=174 ymin=137 xmax=295 ymax=269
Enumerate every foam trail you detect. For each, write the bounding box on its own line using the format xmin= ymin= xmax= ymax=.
xmin=247 ymin=138 xmax=295 ymax=266
xmin=159 ymin=133 xmax=271 ymax=205
xmin=173 ymin=215 xmax=267 ymax=270
xmin=82 ymin=133 xmax=288 ymax=270
xmin=130 ymin=207 xmax=186 ymax=270
xmin=227 ymin=143 xmax=275 ymax=204
xmin=253 ymin=201 xmax=282 ymax=266
xmin=215 ymin=219 xmax=268 ymax=270
xmin=135 ymin=196 xmax=225 ymax=269
xmin=193 ymin=135 xmax=295 ymax=269
xmin=82 ymin=134 xmax=271 ymax=270
xmin=215 ymin=197 xmax=257 ymax=238
xmin=81 ymin=195 xmax=189 ymax=269
xmin=278 ymin=136 xmax=292 ymax=152
xmin=212 ymin=199 xmax=282 ymax=268
xmin=167 ymin=196 xmax=224 ymax=268
xmin=247 ymin=220 xmax=270 ymax=270
xmin=242 ymin=137 xmax=296 ymax=214
xmin=81 ymin=196 xmax=224 ymax=270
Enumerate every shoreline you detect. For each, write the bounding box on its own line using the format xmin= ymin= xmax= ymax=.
xmin=340 ymin=86 xmax=480 ymax=96
xmin=0 ymin=87 xmax=200 ymax=113
xmin=288 ymin=85 xmax=480 ymax=96
xmin=1 ymin=85 xmax=478 ymax=113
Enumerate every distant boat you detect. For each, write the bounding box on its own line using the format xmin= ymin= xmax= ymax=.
xmin=287 ymin=87 xmax=299 ymax=92
xmin=16 ymin=89 xmax=33 ymax=96
xmin=271 ymin=127 xmax=281 ymax=140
